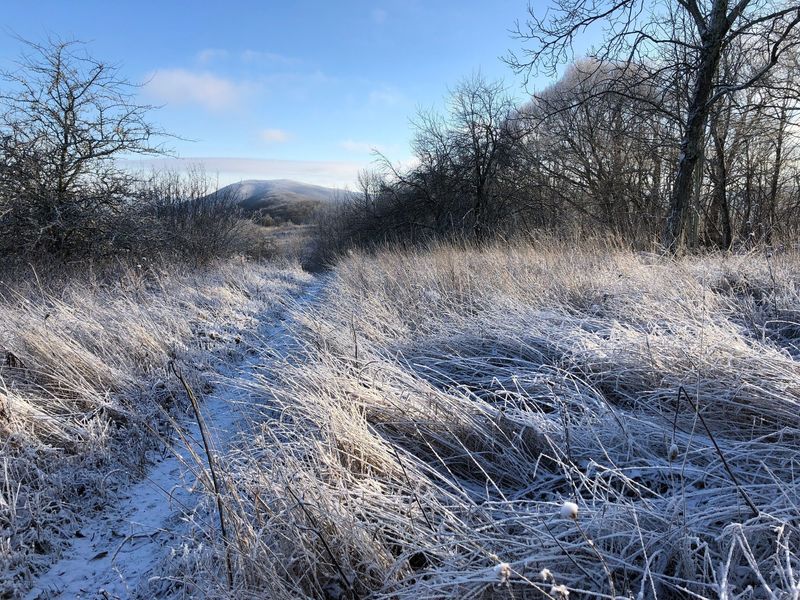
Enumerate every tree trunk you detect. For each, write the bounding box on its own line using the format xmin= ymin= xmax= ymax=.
xmin=687 ymin=138 xmax=704 ymax=249
xmin=767 ymin=105 xmax=787 ymax=240
xmin=663 ymin=0 xmax=730 ymax=251
xmin=707 ymin=110 xmax=733 ymax=248
xmin=740 ymin=141 xmax=754 ymax=240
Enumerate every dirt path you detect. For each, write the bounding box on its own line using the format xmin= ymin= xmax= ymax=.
xmin=25 ymin=279 xmax=324 ymax=599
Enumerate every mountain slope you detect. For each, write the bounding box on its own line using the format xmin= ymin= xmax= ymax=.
xmin=215 ymin=179 xmax=349 ymax=224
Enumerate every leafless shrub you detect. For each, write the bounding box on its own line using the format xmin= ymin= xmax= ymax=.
xmin=133 ymin=167 xmax=276 ymax=264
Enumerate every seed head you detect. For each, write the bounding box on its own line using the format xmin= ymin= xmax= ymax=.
xmin=494 ymin=562 xmax=512 ymax=584
xmin=668 ymin=442 xmax=680 ymax=461
xmin=551 ymin=584 xmax=570 ymax=597
xmin=539 ymin=568 xmax=553 ymax=582
xmin=560 ymin=501 xmax=579 ymax=520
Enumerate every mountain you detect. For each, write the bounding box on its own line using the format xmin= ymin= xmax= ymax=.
xmin=213 ymin=179 xmax=350 ymax=225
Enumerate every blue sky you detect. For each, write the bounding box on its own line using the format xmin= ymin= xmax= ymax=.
xmin=3 ymin=1 xmax=555 ymax=188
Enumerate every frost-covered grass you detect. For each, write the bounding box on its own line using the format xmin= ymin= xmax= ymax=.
xmin=0 ymin=257 xmax=310 ymax=597
xmin=181 ymin=241 xmax=800 ymax=599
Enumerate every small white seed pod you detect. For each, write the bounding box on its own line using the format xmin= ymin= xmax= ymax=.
xmin=560 ymin=501 xmax=579 ymax=520
xmin=494 ymin=562 xmax=511 ymax=584
xmin=668 ymin=442 xmax=679 ymax=461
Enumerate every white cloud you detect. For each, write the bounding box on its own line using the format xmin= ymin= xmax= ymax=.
xmin=196 ymin=48 xmax=229 ymax=64
xmin=260 ymin=129 xmax=291 ymax=143
xmin=144 ymin=69 xmax=248 ymax=111
xmin=339 ymin=139 xmax=383 ymax=154
xmin=119 ymin=156 xmax=366 ymax=189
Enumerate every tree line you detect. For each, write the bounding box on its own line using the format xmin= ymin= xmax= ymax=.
xmin=2 ymin=3 xmax=798 ymax=264
xmin=317 ymin=0 xmax=800 ymax=258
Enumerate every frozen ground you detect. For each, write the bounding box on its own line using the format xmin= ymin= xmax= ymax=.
xmin=25 ymin=278 xmax=324 ymax=600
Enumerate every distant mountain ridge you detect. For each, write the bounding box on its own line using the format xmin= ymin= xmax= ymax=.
xmin=212 ymin=179 xmax=351 ymax=225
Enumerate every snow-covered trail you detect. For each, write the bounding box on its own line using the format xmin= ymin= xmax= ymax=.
xmin=25 ymin=277 xmax=325 ymax=600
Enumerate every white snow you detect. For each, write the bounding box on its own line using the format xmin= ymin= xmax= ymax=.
xmin=25 ymin=365 xmax=245 ymax=599
xmin=25 ymin=279 xmax=325 ymax=600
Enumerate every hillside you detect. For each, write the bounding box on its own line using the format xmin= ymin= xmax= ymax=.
xmin=214 ymin=179 xmax=350 ymax=225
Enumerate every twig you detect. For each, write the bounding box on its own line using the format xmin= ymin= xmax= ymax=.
xmin=285 ymin=485 xmax=359 ymax=600
xmin=677 ymin=386 xmax=759 ymax=519
xmin=575 ymin=520 xmax=616 ymax=597
xmin=350 ymin=314 xmax=359 ymax=366
xmin=390 ymin=443 xmax=435 ymax=531
xmin=542 ymin=519 xmax=601 ymax=588
xmin=111 ymin=530 xmax=159 ymax=563
xmin=170 ymin=362 xmax=234 ymax=590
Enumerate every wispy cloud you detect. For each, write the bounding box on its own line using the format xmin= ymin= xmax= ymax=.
xmin=120 ymin=157 xmax=366 ymax=188
xmin=144 ymin=69 xmax=250 ymax=111
xmin=339 ymin=139 xmax=383 ymax=154
xmin=368 ymin=86 xmax=404 ymax=107
xmin=196 ymin=48 xmax=229 ymax=64
xmin=260 ymin=128 xmax=291 ymax=143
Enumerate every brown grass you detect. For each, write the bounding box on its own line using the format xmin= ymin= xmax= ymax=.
xmin=175 ymin=241 xmax=800 ymax=599
xmin=0 ymin=257 xmax=310 ymax=597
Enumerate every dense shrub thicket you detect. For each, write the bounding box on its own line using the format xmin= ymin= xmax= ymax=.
xmin=0 ymin=38 xmax=271 ymax=264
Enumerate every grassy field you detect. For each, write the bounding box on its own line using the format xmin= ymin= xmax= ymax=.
xmin=5 ymin=242 xmax=800 ymax=599
xmin=0 ymin=258 xmax=310 ymax=597
xmin=175 ymin=241 xmax=800 ymax=599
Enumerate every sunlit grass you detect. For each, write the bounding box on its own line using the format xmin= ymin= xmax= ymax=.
xmin=0 ymin=258 xmax=310 ymax=596
xmin=181 ymin=241 xmax=800 ymax=599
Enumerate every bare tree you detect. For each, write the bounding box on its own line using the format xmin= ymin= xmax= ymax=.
xmin=0 ymin=37 xmax=166 ymax=256
xmin=449 ymin=74 xmax=519 ymax=241
xmin=508 ymin=0 xmax=800 ymax=250
xmin=519 ymin=60 xmax=675 ymax=238
xmin=369 ymin=75 xmax=521 ymax=242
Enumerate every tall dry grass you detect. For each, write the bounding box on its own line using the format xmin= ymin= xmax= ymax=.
xmin=0 ymin=257 xmax=311 ymax=597
xmin=177 ymin=241 xmax=800 ymax=599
